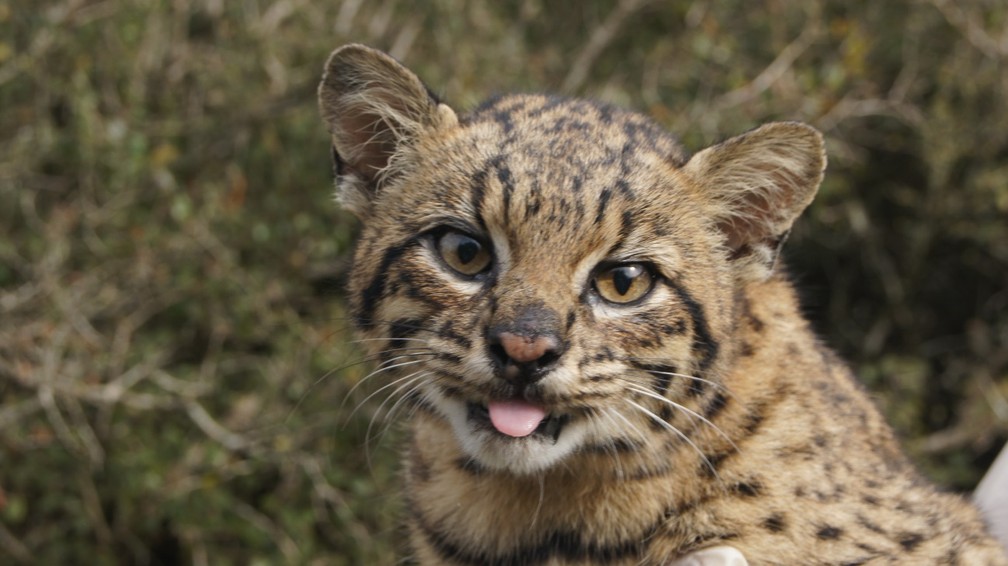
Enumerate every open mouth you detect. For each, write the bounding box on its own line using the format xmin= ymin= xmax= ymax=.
xmin=467 ymin=401 xmax=569 ymax=443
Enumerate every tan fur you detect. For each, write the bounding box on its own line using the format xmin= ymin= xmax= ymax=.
xmin=319 ymin=44 xmax=1007 ymax=565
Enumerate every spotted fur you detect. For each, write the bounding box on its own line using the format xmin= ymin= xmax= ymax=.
xmin=318 ymin=44 xmax=1007 ymax=565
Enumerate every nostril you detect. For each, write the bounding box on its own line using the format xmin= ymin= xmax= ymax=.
xmin=536 ymin=348 xmax=560 ymax=370
xmin=488 ymin=342 xmax=509 ymax=370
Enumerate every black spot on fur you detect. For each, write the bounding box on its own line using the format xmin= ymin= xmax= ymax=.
xmin=740 ymin=402 xmax=768 ymax=437
xmin=898 ymin=532 xmax=924 ymax=551
xmin=762 ymin=514 xmax=786 ymax=533
xmin=816 ymin=525 xmax=842 ymax=540
xmin=699 ymin=450 xmax=732 ymax=478
xmin=734 ymin=480 xmax=763 ymax=497
xmin=702 ymin=391 xmax=729 ymax=420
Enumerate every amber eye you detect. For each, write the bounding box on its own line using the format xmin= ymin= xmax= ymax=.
xmin=593 ymin=263 xmax=654 ymax=304
xmin=436 ymin=231 xmax=492 ymax=277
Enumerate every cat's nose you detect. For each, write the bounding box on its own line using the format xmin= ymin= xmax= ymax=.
xmin=487 ymin=330 xmax=563 ymax=385
xmin=496 ymin=332 xmax=559 ymax=364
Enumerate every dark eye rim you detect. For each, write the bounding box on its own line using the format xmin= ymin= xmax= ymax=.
xmin=429 ymin=227 xmax=494 ymax=280
xmin=589 ymin=261 xmax=658 ymax=306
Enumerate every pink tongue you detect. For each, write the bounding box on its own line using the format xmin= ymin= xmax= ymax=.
xmin=487 ymin=400 xmax=548 ymax=438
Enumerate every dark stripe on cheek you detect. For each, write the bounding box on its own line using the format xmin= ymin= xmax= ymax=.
xmin=356 ymin=241 xmax=411 ymax=330
xmin=632 ymin=362 xmax=679 ymax=396
xmin=669 ymin=281 xmax=720 ymax=373
xmin=389 ymin=317 xmax=425 ymax=348
xmin=565 ymin=310 xmax=577 ymax=332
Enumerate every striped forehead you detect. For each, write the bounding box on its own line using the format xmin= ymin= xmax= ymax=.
xmin=454 ymin=97 xmax=686 ymax=262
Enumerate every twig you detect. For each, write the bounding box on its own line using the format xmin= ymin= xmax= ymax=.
xmin=712 ymin=23 xmax=821 ymax=110
xmin=562 ymin=0 xmax=654 ymax=93
xmin=927 ymin=0 xmax=1008 ymax=59
xmin=184 ymin=401 xmax=253 ymax=452
xmin=232 ymin=500 xmax=301 ymax=562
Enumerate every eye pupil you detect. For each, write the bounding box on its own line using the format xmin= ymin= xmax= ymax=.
xmin=612 ymin=267 xmax=635 ymax=295
xmin=457 ymin=240 xmax=479 ymax=264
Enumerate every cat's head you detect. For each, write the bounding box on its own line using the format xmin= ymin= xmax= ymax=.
xmin=319 ymin=44 xmax=825 ymax=475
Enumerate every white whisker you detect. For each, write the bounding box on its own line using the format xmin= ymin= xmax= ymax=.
xmin=623 ymin=384 xmax=737 ymax=452
xmin=529 ymin=474 xmax=545 ymax=529
xmin=623 ymin=398 xmax=721 ymax=482
xmin=367 ymin=371 xmax=431 ymax=447
xmin=347 ymin=363 xmax=431 ymax=422
xmin=374 ymin=373 xmax=437 ymax=441
xmin=341 ymin=355 xmax=434 ymax=406
xmin=595 ymin=409 xmax=629 ymax=480
xmin=352 ymin=336 xmax=434 ymax=343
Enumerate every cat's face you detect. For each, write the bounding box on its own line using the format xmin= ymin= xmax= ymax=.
xmin=320 ymin=45 xmax=824 ymax=476
xmin=347 ymin=96 xmax=735 ymax=474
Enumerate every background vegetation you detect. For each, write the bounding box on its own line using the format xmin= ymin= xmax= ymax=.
xmin=1 ymin=0 xmax=1006 ymax=563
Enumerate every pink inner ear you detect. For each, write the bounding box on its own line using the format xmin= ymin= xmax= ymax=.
xmin=335 ymin=112 xmax=398 ymax=180
xmin=716 ymin=163 xmax=809 ymax=254
xmin=717 ymin=191 xmax=775 ymax=252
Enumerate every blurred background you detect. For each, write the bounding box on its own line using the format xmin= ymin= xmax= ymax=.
xmin=1 ymin=0 xmax=1006 ymax=563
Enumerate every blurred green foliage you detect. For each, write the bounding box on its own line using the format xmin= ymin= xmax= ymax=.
xmin=1 ymin=0 xmax=1005 ymax=563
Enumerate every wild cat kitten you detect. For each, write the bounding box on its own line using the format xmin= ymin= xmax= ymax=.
xmin=318 ymin=44 xmax=1007 ymax=565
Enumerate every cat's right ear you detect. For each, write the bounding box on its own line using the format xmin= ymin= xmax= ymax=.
xmin=318 ymin=44 xmax=458 ymax=219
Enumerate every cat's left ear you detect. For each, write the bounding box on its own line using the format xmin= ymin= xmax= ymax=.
xmin=318 ymin=44 xmax=458 ymax=219
xmin=684 ymin=122 xmax=826 ymax=280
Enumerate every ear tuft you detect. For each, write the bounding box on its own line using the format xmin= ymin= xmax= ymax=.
xmin=318 ymin=44 xmax=457 ymax=218
xmin=685 ymin=122 xmax=826 ymax=280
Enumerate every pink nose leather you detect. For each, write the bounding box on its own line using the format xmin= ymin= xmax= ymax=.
xmin=497 ymin=331 xmax=558 ymax=363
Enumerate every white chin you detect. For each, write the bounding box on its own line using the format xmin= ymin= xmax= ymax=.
xmin=433 ymin=393 xmax=588 ymax=475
